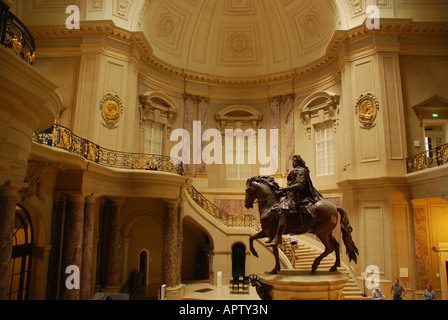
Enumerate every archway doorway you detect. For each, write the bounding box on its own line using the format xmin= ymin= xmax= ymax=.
xmin=232 ymin=243 xmax=246 ymax=278
xmin=138 ymin=250 xmax=148 ymax=286
xmin=7 ymin=205 xmax=33 ymax=300
xmin=182 ymin=217 xmax=213 ymax=282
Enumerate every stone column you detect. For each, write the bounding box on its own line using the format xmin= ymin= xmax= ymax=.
xmin=183 ymin=94 xmax=195 ymax=175
xmin=164 ymin=200 xmax=183 ymax=299
xmin=80 ymin=194 xmax=98 ymax=299
xmin=269 ymin=96 xmax=281 ymax=175
xmin=0 ymin=184 xmax=19 ymax=300
xmin=46 ymin=192 xmax=65 ymax=300
xmin=196 ymin=97 xmax=209 ymax=175
xmin=176 ymin=205 xmax=183 ymax=286
xmin=60 ymin=193 xmax=85 ymax=300
xmin=104 ymin=198 xmax=124 ymax=293
xmin=284 ymin=94 xmax=295 ymax=173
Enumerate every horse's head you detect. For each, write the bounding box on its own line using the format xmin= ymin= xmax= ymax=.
xmin=245 ymin=178 xmax=258 ymax=209
xmin=245 ymin=175 xmax=283 ymax=209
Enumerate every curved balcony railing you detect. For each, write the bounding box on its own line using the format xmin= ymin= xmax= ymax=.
xmin=406 ymin=143 xmax=448 ymax=173
xmin=0 ymin=2 xmax=35 ymax=65
xmin=33 ymin=125 xmax=184 ymax=175
xmin=186 ymin=185 xmax=261 ymax=230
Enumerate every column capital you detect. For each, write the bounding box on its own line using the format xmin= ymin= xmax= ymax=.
xmin=164 ymin=199 xmax=181 ymax=209
xmin=85 ymin=193 xmax=101 ymax=204
xmin=108 ymin=197 xmax=125 ymax=207
xmin=0 ymin=182 xmax=20 ymax=197
xmin=63 ymin=192 xmax=87 ymax=202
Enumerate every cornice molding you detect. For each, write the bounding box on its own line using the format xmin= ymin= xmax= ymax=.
xmin=30 ymin=19 xmax=448 ymax=88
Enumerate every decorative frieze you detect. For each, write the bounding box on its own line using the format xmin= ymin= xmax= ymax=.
xmin=29 ymin=19 xmax=448 ymax=88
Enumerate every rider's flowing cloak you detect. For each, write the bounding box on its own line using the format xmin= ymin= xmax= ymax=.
xmin=281 ymin=166 xmax=324 ymax=209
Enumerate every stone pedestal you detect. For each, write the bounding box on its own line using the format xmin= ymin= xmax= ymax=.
xmin=257 ymin=270 xmax=348 ymax=300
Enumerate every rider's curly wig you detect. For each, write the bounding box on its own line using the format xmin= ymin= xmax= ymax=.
xmin=292 ymin=154 xmax=309 ymax=172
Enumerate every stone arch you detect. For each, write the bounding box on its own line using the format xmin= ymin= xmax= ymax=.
xmin=182 ymin=215 xmax=214 ymax=281
xmin=122 ymin=210 xmax=165 ymax=288
xmin=231 ymin=241 xmax=247 ymax=278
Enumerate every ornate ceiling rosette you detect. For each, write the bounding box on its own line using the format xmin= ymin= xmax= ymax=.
xmin=355 ymin=92 xmax=379 ymax=129
xmin=99 ymin=92 xmax=124 ymax=128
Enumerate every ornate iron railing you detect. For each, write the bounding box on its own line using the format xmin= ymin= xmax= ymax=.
xmin=186 ymin=185 xmax=261 ymax=230
xmin=0 ymin=2 xmax=35 ymax=65
xmin=406 ymin=143 xmax=448 ymax=173
xmin=33 ymin=125 xmax=184 ymax=175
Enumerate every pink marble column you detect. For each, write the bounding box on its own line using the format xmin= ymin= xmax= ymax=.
xmin=183 ymin=94 xmax=195 ymax=175
xmin=46 ymin=192 xmax=65 ymax=299
xmin=413 ymin=206 xmax=431 ymax=290
xmin=164 ymin=201 xmax=179 ymax=288
xmin=80 ymin=195 xmax=98 ymax=299
xmin=176 ymin=206 xmax=183 ymax=286
xmin=61 ymin=193 xmax=85 ymax=300
xmin=105 ymin=198 xmax=124 ymax=292
xmin=0 ymin=184 xmax=19 ymax=300
xmin=197 ymin=97 xmax=209 ymax=174
xmin=284 ymin=94 xmax=295 ymax=173
xmin=269 ymin=97 xmax=281 ymax=175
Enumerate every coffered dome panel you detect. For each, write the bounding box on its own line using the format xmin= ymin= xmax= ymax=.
xmin=139 ymin=0 xmax=341 ymax=78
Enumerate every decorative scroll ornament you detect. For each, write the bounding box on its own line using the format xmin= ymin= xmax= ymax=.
xmin=355 ymin=92 xmax=379 ymax=129
xmin=100 ymin=93 xmax=124 ymax=128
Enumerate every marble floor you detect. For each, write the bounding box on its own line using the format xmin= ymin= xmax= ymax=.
xmin=130 ymin=281 xmax=261 ymax=300
xmin=183 ymin=282 xmax=260 ymax=300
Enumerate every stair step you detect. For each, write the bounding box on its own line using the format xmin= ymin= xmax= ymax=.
xmin=288 ymin=241 xmax=365 ymax=300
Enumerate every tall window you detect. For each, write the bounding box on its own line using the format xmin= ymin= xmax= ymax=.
xmin=144 ymin=122 xmax=163 ymax=155
xmin=315 ymin=122 xmax=334 ymax=176
xmin=8 ymin=205 xmax=33 ymax=300
xmin=225 ymin=131 xmax=254 ymax=181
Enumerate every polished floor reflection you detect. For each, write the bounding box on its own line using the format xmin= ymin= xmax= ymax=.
xmin=130 ymin=282 xmax=261 ymax=300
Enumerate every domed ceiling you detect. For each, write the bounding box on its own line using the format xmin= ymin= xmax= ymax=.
xmin=139 ymin=0 xmax=341 ymax=79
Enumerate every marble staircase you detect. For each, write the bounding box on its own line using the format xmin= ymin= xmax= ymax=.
xmin=290 ymin=242 xmax=370 ymax=300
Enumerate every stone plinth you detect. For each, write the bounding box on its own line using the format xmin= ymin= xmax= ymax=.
xmin=257 ymin=270 xmax=348 ymax=300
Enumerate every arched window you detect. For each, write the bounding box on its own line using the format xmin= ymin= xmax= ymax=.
xmin=138 ymin=249 xmax=149 ymax=286
xmin=7 ymin=205 xmax=33 ymax=300
xmin=299 ymin=91 xmax=340 ymax=176
xmin=139 ymin=92 xmax=178 ymax=156
xmin=216 ymin=105 xmax=263 ymax=180
xmin=231 ymin=243 xmax=246 ymax=278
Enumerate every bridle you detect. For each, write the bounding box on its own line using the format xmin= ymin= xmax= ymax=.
xmin=245 ymin=183 xmax=284 ymax=206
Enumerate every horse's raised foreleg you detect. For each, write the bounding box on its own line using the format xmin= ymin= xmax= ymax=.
xmin=270 ymin=245 xmax=281 ymax=274
xmin=249 ymin=230 xmax=267 ymax=258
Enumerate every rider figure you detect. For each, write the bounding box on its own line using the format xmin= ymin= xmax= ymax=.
xmin=266 ymin=155 xmax=324 ymax=247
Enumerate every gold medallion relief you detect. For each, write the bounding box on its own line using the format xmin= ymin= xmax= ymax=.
xmin=99 ymin=93 xmax=124 ymax=128
xmin=355 ymin=92 xmax=379 ymax=128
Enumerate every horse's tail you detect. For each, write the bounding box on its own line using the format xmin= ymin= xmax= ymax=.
xmin=337 ymin=207 xmax=359 ymax=264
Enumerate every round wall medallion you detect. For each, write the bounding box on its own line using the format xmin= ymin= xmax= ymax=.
xmin=228 ymin=33 xmax=250 ymax=56
xmin=100 ymin=93 xmax=124 ymax=128
xmin=355 ymin=92 xmax=379 ymax=128
xmin=158 ymin=14 xmax=175 ymax=38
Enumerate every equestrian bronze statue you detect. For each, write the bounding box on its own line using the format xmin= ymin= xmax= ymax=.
xmin=245 ymin=155 xmax=358 ymax=274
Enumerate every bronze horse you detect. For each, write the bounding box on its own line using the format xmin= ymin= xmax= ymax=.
xmin=245 ymin=175 xmax=358 ymax=274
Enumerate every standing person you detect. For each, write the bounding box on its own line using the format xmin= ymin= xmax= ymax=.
xmin=423 ymin=284 xmax=436 ymax=300
xmin=290 ymin=234 xmax=298 ymax=248
xmin=390 ymin=278 xmax=406 ymax=300
xmin=372 ymin=285 xmax=386 ymax=300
